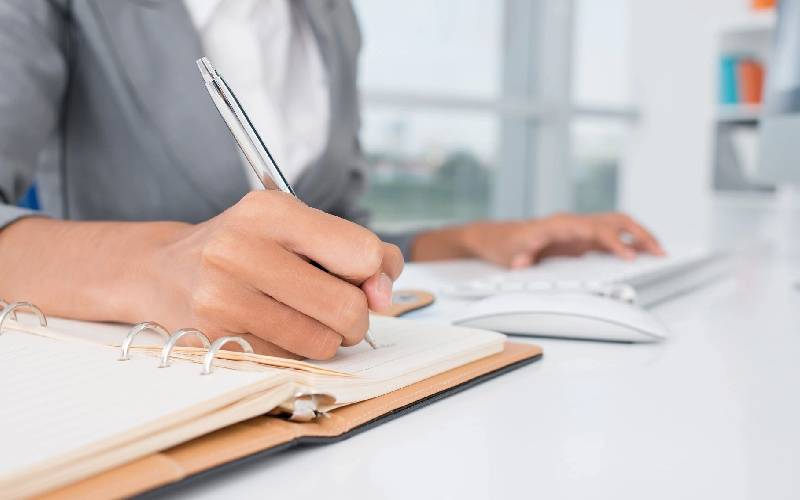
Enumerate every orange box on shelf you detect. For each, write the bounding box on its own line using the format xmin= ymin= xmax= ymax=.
xmin=738 ymin=59 xmax=765 ymax=104
xmin=751 ymin=0 xmax=776 ymax=9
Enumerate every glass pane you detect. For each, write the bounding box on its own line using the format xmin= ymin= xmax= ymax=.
xmin=572 ymin=120 xmax=628 ymax=213
xmin=360 ymin=108 xmax=498 ymax=232
xmin=572 ymin=0 xmax=632 ymax=107
xmin=353 ymin=0 xmax=502 ymax=98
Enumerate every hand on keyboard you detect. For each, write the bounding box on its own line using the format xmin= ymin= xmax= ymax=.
xmin=441 ymin=213 xmax=665 ymax=268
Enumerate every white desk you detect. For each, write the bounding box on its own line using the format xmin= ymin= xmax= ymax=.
xmin=161 ymin=254 xmax=800 ymax=500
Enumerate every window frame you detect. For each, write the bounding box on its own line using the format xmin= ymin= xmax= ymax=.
xmin=358 ymin=0 xmax=639 ymax=224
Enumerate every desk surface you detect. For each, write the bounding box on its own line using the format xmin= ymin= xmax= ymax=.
xmin=161 ymin=254 xmax=800 ymax=500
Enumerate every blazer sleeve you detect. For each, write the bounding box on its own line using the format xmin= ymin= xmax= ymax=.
xmin=0 ymin=0 xmax=68 ymax=228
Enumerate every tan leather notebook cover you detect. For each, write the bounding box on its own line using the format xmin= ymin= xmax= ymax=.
xmin=39 ymin=341 xmax=542 ymax=499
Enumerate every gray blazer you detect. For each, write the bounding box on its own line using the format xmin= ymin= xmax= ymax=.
xmin=0 ymin=1 xmax=412 ymax=254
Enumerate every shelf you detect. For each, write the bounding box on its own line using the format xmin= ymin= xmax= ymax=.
xmin=720 ymin=9 xmax=777 ymax=34
xmin=718 ymin=11 xmax=774 ymax=59
xmin=717 ymin=104 xmax=762 ymax=123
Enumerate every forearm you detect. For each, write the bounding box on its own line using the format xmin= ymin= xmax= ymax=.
xmin=0 ymin=217 xmax=187 ymax=323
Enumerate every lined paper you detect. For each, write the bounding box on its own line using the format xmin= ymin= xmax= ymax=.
xmin=0 ymin=330 xmax=281 ymax=482
xmin=293 ymin=316 xmax=506 ymax=407
xmin=313 ymin=315 xmax=504 ymax=378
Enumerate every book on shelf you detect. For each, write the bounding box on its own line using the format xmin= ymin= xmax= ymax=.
xmin=719 ymin=55 xmax=765 ymax=106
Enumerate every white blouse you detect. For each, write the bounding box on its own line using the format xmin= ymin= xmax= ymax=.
xmin=183 ymin=0 xmax=330 ymax=187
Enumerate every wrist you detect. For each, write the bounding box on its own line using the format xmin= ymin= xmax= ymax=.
xmin=410 ymin=223 xmax=475 ymax=261
xmin=104 ymin=221 xmax=193 ymax=323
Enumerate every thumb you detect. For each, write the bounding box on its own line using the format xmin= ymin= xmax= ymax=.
xmin=360 ymin=272 xmax=394 ymax=312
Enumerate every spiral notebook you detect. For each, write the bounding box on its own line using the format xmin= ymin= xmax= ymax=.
xmin=0 ymin=300 xmax=539 ymax=498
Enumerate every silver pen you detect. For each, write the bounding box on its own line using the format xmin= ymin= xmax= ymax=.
xmin=196 ymin=57 xmax=379 ymax=350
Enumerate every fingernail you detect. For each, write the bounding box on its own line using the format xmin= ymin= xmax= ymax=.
xmin=378 ymin=273 xmax=393 ymax=306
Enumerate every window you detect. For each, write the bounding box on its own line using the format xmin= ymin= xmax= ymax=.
xmin=359 ymin=108 xmax=498 ymax=232
xmin=356 ymin=0 xmax=501 ymax=99
xmin=353 ymin=0 xmax=636 ymax=232
xmin=572 ymin=0 xmax=632 ymax=108
xmin=354 ymin=0 xmax=503 ymax=232
xmin=571 ymin=0 xmax=635 ymax=214
xmin=572 ymin=119 xmax=629 ymax=213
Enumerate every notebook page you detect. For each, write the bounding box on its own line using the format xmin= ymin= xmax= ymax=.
xmin=295 ymin=315 xmax=505 ymax=405
xmin=0 ymin=329 xmax=286 ymax=485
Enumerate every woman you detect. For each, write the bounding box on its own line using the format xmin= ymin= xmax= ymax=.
xmin=0 ymin=0 xmax=662 ymax=358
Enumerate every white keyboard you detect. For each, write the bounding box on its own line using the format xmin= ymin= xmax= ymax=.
xmin=441 ymin=280 xmax=638 ymax=303
xmin=436 ymin=250 xmax=731 ymax=308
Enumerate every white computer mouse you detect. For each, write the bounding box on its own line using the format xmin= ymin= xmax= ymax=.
xmin=451 ymin=292 xmax=669 ymax=343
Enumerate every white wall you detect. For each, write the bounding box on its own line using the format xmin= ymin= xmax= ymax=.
xmin=622 ymin=0 xmax=758 ymax=246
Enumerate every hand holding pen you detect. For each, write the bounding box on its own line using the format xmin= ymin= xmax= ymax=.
xmin=196 ymin=57 xmax=399 ymax=352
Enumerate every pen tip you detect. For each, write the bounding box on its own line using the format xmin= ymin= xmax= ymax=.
xmin=365 ymin=332 xmax=380 ymax=350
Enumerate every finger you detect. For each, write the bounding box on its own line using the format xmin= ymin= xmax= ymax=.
xmin=361 ymin=272 xmax=393 ymax=312
xmin=617 ymin=216 xmax=665 ymax=255
xmin=361 ymin=243 xmax=404 ymax=311
xmin=531 ymin=216 xmax=595 ymax=260
xmin=188 ymin=320 xmax=301 ymax=358
xmin=381 ymin=243 xmax=404 ymax=280
xmin=244 ymin=192 xmax=384 ymax=282
xmin=238 ymin=298 xmax=345 ymax=357
xmin=536 ymin=240 xmax=595 ymax=260
xmin=209 ymin=236 xmax=369 ymax=347
xmin=236 ymin=333 xmax=303 ymax=360
xmin=596 ymin=228 xmax=636 ymax=260
xmin=192 ymin=273 xmax=346 ymax=358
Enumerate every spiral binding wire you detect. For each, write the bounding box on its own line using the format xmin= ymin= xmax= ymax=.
xmin=1 ymin=299 xmax=253 ymax=375
xmin=119 ymin=321 xmax=170 ymax=361
xmin=122 ymin=323 xmax=253 ymax=374
xmin=0 ymin=301 xmax=47 ymax=333
xmin=159 ymin=328 xmax=211 ymax=368
xmin=202 ymin=336 xmax=253 ymax=375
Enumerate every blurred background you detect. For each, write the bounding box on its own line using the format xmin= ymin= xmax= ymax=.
xmin=352 ymin=0 xmax=785 ymax=251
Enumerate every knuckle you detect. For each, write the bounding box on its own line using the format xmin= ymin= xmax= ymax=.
xmin=356 ymin=232 xmax=384 ymax=274
xmin=296 ymin=320 xmax=344 ymax=360
xmin=189 ymin=285 xmax=219 ymax=320
xmin=316 ymin=332 xmax=342 ymax=360
xmin=386 ymin=242 xmax=402 ymax=260
xmin=199 ymin=233 xmax=233 ymax=270
xmin=336 ymin=287 xmax=369 ymax=334
xmin=385 ymin=243 xmax=404 ymax=274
